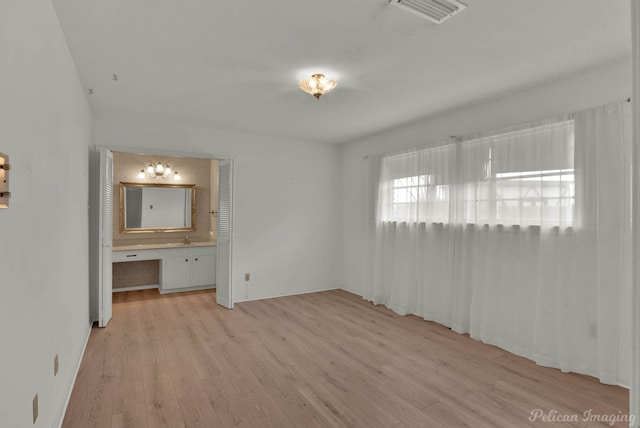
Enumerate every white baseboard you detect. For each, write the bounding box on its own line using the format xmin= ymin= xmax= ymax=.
xmin=57 ymin=322 xmax=92 ymax=428
xmin=113 ymin=284 xmax=159 ymax=292
xmin=159 ymin=284 xmax=216 ymax=294
xmin=339 ymin=287 xmax=363 ymax=297
xmin=233 ymin=286 xmax=341 ymax=303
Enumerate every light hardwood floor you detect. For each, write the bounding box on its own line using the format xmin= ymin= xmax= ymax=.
xmin=62 ymin=289 xmax=629 ymax=427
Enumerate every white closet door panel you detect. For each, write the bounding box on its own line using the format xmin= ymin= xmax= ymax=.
xmin=216 ymin=159 xmax=233 ymax=308
xmin=99 ymin=148 xmax=113 ymax=327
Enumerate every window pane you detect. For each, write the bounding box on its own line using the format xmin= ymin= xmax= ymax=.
xmin=380 ymin=120 xmax=574 ymax=227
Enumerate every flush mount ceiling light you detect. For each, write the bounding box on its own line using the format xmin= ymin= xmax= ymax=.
xmin=299 ymin=74 xmax=337 ymax=99
xmin=0 ymin=153 xmax=11 ymax=209
xmin=137 ymin=162 xmax=180 ymax=180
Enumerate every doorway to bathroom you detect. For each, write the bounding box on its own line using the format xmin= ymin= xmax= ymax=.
xmin=90 ymin=147 xmax=234 ymax=327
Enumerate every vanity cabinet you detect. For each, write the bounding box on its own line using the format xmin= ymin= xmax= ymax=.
xmin=112 ymin=243 xmax=216 ymax=293
xmin=190 ymin=252 xmax=217 ymax=286
xmin=163 ymin=256 xmax=191 ymax=289
xmin=162 ymin=246 xmax=217 ymax=291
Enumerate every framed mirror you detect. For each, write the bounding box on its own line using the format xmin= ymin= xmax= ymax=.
xmin=119 ymin=182 xmax=196 ymax=233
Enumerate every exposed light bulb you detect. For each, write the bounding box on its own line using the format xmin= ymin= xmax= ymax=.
xmin=140 ymin=162 xmax=179 ymax=179
xmin=174 ymin=171 xmax=181 ymax=181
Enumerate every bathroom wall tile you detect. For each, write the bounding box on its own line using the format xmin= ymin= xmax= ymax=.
xmin=113 ymin=152 xmax=217 ymax=243
xmin=113 ymin=260 xmax=160 ymax=288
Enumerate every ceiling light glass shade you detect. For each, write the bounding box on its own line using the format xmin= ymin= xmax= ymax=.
xmin=140 ymin=162 xmax=177 ymax=179
xmin=299 ymin=74 xmax=337 ymax=99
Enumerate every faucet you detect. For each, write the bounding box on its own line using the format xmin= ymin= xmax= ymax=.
xmin=183 ymin=235 xmax=191 ymax=244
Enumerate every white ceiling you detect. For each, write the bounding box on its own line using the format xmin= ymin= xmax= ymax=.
xmin=52 ymin=0 xmax=630 ymax=144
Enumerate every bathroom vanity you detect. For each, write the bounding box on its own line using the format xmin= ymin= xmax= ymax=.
xmin=112 ymin=241 xmax=216 ymax=293
xmin=112 ymin=179 xmax=217 ymax=293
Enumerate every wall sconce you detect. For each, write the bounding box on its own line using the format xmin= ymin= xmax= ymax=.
xmin=0 ymin=153 xmax=11 ymax=209
xmin=137 ymin=162 xmax=181 ymax=180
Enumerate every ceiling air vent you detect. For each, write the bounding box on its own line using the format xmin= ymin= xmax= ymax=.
xmin=390 ymin=0 xmax=467 ymax=24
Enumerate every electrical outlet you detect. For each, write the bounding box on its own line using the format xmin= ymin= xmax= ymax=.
xmin=244 ymin=273 xmax=250 ymax=282
xmin=54 ymin=354 xmax=59 ymax=376
xmin=33 ymin=394 xmax=38 ymax=424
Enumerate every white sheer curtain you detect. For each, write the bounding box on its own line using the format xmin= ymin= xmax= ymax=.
xmin=364 ymin=102 xmax=631 ymax=385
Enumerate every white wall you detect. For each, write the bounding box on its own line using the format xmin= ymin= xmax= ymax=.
xmin=340 ymin=58 xmax=631 ymax=296
xmin=93 ymin=113 xmax=342 ymax=301
xmin=0 ymin=1 xmax=92 ymax=427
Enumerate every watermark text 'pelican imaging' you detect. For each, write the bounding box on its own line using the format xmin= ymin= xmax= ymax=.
xmin=528 ymin=409 xmax=635 ymax=427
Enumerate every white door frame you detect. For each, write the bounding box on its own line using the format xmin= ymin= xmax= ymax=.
xmin=631 ymin=1 xmax=640 ymax=426
xmin=92 ymin=146 xmax=235 ymax=324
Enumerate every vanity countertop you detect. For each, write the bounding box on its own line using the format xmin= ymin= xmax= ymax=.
xmin=113 ymin=240 xmax=217 ymax=251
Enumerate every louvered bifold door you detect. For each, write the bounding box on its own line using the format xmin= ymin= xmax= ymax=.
xmin=216 ymin=159 xmax=234 ymax=308
xmin=99 ymin=148 xmax=113 ymax=327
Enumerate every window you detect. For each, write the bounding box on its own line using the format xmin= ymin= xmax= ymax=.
xmin=379 ymin=144 xmax=455 ymax=223
xmin=493 ymin=168 xmax=574 ymax=227
xmin=380 ymin=120 xmax=575 ymax=227
xmin=390 ymin=175 xmax=450 ymax=223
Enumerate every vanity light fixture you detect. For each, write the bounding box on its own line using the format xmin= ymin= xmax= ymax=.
xmin=138 ymin=162 xmax=179 ymax=180
xmin=299 ymin=73 xmax=337 ymax=99
xmin=0 ymin=153 xmax=11 ymax=209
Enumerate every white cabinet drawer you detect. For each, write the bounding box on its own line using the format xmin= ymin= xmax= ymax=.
xmin=112 ymin=249 xmax=160 ymax=262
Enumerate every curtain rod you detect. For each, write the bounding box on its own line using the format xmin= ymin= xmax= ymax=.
xmin=363 ymin=98 xmax=632 ymax=160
